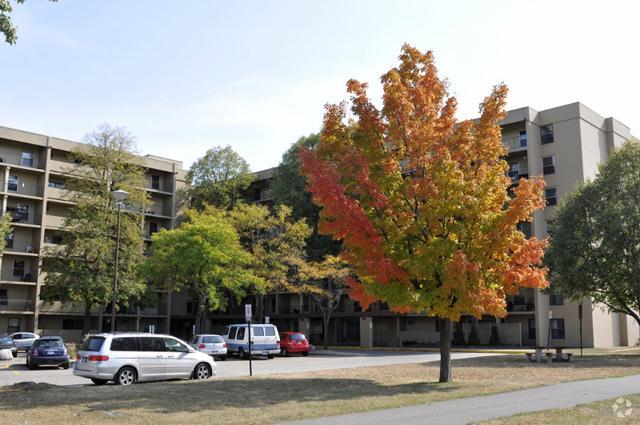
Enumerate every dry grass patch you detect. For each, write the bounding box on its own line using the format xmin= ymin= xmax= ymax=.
xmin=477 ymin=393 xmax=640 ymax=424
xmin=2 ymin=353 xmax=640 ymax=425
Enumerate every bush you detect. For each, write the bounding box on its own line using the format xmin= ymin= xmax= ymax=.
xmin=489 ymin=324 xmax=501 ymax=346
xmin=467 ymin=325 xmax=481 ymax=345
xmin=452 ymin=321 xmax=466 ymax=346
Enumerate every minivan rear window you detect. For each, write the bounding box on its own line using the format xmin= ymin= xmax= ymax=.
xmin=83 ymin=336 xmax=105 ymax=352
xmin=110 ymin=337 xmax=138 ymax=351
xmin=265 ymin=327 xmax=276 ymax=337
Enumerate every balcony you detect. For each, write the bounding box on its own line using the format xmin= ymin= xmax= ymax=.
xmin=502 ymin=135 xmax=527 ymax=152
xmin=8 ymin=211 xmax=41 ymax=226
xmin=0 ymin=150 xmax=43 ymax=170
xmin=4 ymin=237 xmax=40 ymax=255
xmin=0 ymin=298 xmax=35 ymax=313
xmin=507 ymin=164 xmax=529 ymax=183
xmin=0 ymin=181 xmax=44 ymax=198
xmin=45 ymin=215 xmax=67 ymax=229
xmin=506 ymin=297 xmax=535 ymax=313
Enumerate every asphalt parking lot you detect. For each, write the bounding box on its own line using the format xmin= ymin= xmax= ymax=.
xmin=0 ymin=350 xmax=496 ymax=387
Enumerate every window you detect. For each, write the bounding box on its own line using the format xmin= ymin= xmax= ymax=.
xmin=16 ymin=204 xmax=29 ymax=222
xmin=140 ymin=337 xmax=166 ymax=351
xmin=236 ymin=327 xmax=245 ymax=340
xmin=507 ymin=163 xmax=520 ymax=181
xmin=379 ymin=302 xmax=389 ymax=311
xmin=34 ymin=338 xmax=63 ymax=348
xmin=545 ymin=187 xmax=557 ymax=206
xmin=528 ymin=319 xmax=536 ymax=339
xmin=62 ymin=319 xmax=83 ymax=330
xmin=252 ymin=326 xmax=264 ymax=337
xmin=542 ymin=156 xmax=555 ymax=175
xmin=164 ymin=338 xmax=188 ymax=352
xmin=399 ymin=317 xmax=408 ymax=332
xmin=0 ymin=289 xmax=7 ymax=305
xmin=519 ymin=130 xmax=527 ymax=147
xmin=227 ymin=327 xmax=238 ymax=339
xmin=289 ymin=333 xmax=305 ymax=340
xmin=151 ymin=175 xmax=160 ymax=190
xmin=82 ymin=336 xmax=105 ymax=352
xmin=149 ymin=222 xmax=159 ymax=235
xmin=48 ymin=180 xmax=65 ymax=189
xmin=5 ymin=232 xmax=14 ymax=249
xmin=550 ymin=319 xmax=565 ymax=339
xmin=513 ymin=295 xmax=526 ymax=305
xmin=21 ymin=152 xmax=34 ymax=167
xmin=549 ymin=292 xmax=564 ymax=306
xmin=13 ymin=260 xmax=25 ymax=277
xmin=110 ymin=337 xmax=139 ymax=351
xmin=265 ymin=326 xmax=275 ymax=337
xmin=8 ymin=175 xmax=18 ymax=192
xmin=540 ymin=124 xmax=554 ymax=144
xmin=202 ymin=335 xmax=224 ymax=344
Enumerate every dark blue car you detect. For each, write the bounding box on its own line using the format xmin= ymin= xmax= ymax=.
xmin=26 ymin=336 xmax=70 ymax=370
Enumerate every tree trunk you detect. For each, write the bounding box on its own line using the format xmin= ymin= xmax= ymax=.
xmin=323 ymin=315 xmax=330 ymax=351
xmin=439 ymin=317 xmax=452 ymax=383
xmin=83 ymin=304 xmax=92 ymax=336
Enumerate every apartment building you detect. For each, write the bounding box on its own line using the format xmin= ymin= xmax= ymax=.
xmin=0 ymin=125 xmax=187 ymax=340
xmin=229 ymin=102 xmax=639 ymax=349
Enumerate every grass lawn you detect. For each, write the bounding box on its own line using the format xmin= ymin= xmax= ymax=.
xmin=2 ymin=352 xmax=640 ymax=425
xmin=477 ymin=393 xmax=640 ymax=424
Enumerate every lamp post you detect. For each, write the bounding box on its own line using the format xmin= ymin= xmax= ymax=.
xmin=111 ymin=189 xmax=129 ymax=332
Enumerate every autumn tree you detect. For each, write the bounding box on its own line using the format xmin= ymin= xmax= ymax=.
xmin=300 ymin=45 xmax=548 ymax=382
xmin=140 ymin=207 xmax=265 ymax=334
xmin=225 ymin=203 xmax=311 ymax=322
xmin=187 ymin=145 xmax=254 ymax=210
xmin=545 ymin=140 xmax=640 ymax=334
xmin=1 ymin=0 xmax=57 ymax=44
xmin=270 ymin=134 xmax=341 ymax=260
xmin=41 ymin=125 xmax=150 ymax=334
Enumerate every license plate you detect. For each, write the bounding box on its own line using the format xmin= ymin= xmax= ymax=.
xmin=46 ymin=351 xmax=55 ymax=355
xmin=81 ymin=357 xmax=87 ymax=363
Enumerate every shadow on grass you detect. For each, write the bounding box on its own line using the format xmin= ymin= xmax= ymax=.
xmin=0 ymin=376 xmax=459 ymax=415
xmin=451 ymin=354 xmax=640 ymax=369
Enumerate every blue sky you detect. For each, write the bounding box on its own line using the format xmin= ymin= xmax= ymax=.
xmin=1 ymin=0 xmax=638 ymax=171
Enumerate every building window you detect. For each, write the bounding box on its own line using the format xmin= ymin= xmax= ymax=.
xmin=151 ymin=175 xmax=160 ymax=190
xmin=541 ymin=124 xmax=554 ymax=144
xmin=7 ymin=318 xmax=20 ymax=334
xmin=0 ymin=289 xmax=7 ymax=305
xmin=8 ymin=175 xmax=18 ymax=192
xmin=545 ymin=187 xmax=557 ymax=206
xmin=21 ymin=152 xmax=34 ymax=167
xmin=542 ymin=156 xmax=555 ymax=175
xmin=519 ymin=130 xmax=527 ymax=148
xmin=508 ymin=163 xmax=520 ymax=181
xmin=149 ymin=222 xmax=159 ymax=235
xmin=48 ymin=180 xmax=65 ymax=189
xmin=528 ymin=319 xmax=536 ymax=339
xmin=62 ymin=319 xmax=83 ymax=330
xmin=5 ymin=231 xmax=14 ymax=249
xmin=379 ymin=302 xmax=389 ymax=311
xmin=550 ymin=292 xmax=564 ymax=306
xmin=550 ymin=319 xmax=565 ymax=339
xmin=13 ymin=260 xmax=25 ymax=278
xmin=513 ymin=295 xmax=526 ymax=305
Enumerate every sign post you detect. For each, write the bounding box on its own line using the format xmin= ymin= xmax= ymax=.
xmin=245 ymin=304 xmax=253 ymax=377
xmin=547 ymin=310 xmax=552 ymax=349
xmin=148 ymin=324 xmax=155 ymax=334
xmin=578 ymin=304 xmax=583 ymax=357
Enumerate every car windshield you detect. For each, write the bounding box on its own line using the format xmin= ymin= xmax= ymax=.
xmin=34 ymin=339 xmax=63 ymax=348
xmin=289 ymin=334 xmax=306 ymax=340
xmin=82 ymin=336 xmax=105 ymax=352
xmin=202 ymin=336 xmax=223 ymax=344
xmin=0 ymin=337 xmax=12 ymax=344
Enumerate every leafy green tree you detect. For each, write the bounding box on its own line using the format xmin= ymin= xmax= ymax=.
xmin=0 ymin=213 xmax=13 ymax=272
xmin=41 ymin=124 xmax=150 ymax=334
xmin=270 ymin=134 xmax=340 ymax=260
xmin=225 ymin=203 xmax=311 ymax=322
xmin=1 ymin=0 xmax=57 ymax=44
xmin=187 ymin=146 xmax=254 ymax=210
xmin=141 ymin=207 xmax=265 ymax=334
xmin=545 ymin=140 xmax=640 ymax=332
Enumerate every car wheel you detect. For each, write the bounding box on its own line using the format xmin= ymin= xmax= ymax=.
xmin=267 ymin=354 xmax=274 ymax=359
xmin=218 ymin=356 xmax=227 ymax=361
xmin=281 ymin=348 xmax=288 ymax=357
xmin=238 ymin=348 xmax=247 ymax=360
xmin=12 ymin=351 xmax=17 ymax=358
xmin=302 ymin=352 xmax=309 ymax=357
xmin=115 ymin=367 xmax=136 ymax=386
xmin=62 ymin=362 xmax=70 ymax=370
xmin=91 ymin=379 xmax=108 ymax=386
xmin=193 ymin=363 xmax=211 ymax=380
xmin=28 ymin=361 xmax=37 ymax=370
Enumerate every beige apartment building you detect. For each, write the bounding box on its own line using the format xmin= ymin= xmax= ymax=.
xmin=1 ymin=101 xmax=638 ymax=348
xmin=0 ymin=125 xmax=187 ymax=340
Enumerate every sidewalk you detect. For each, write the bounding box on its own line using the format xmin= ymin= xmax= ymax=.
xmin=280 ymin=374 xmax=640 ymax=425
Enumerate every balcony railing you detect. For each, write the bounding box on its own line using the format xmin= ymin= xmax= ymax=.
xmin=0 ymin=298 xmax=35 ymax=312
xmin=506 ymin=299 xmax=535 ymax=312
xmin=502 ymin=135 xmax=527 ymax=151
xmin=4 ymin=238 xmax=39 ymax=254
xmin=8 ymin=211 xmax=42 ymax=225
xmin=0 ymin=181 xmax=44 ymax=197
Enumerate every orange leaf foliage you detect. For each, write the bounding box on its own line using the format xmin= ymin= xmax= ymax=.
xmin=300 ymin=44 xmax=548 ymax=321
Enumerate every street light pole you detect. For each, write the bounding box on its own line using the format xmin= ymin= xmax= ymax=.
xmin=110 ymin=189 xmax=129 ymax=332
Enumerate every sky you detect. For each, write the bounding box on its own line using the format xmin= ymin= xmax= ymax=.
xmin=1 ymin=0 xmax=639 ymax=172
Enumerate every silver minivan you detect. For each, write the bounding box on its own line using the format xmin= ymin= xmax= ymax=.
xmin=73 ymin=333 xmax=216 ymax=386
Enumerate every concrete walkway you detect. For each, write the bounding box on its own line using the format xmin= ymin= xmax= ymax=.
xmin=281 ymin=374 xmax=640 ymax=425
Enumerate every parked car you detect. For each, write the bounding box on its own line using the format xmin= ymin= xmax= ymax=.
xmin=189 ymin=334 xmax=227 ymax=360
xmin=0 ymin=336 xmax=18 ymax=358
xmin=73 ymin=333 xmax=216 ymax=386
xmin=279 ymin=332 xmax=310 ymax=357
xmin=26 ymin=336 xmax=70 ymax=370
xmin=224 ymin=324 xmax=280 ymax=359
xmin=9 ymin=332 xmax=39 ymax=351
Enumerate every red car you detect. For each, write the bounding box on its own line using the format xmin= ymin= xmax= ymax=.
xmin=279 ymin=332 xmax=309 ymax=356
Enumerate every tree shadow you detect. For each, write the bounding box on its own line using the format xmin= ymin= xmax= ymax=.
xmin=451 ymin=354 xmax=640 ymax=369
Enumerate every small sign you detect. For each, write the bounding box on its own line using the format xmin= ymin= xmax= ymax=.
xmin=148 ymin=325 xmax=155 ymax=334
xmin=265 ymin=316 xmax=270 ymax=324
xmin=245 ymin=304 xmax=252 ymax=322
xmin=548 ymin=310 xmax=553 ymax=319
xmin=192 ymin=324 xmax=196 ymax=335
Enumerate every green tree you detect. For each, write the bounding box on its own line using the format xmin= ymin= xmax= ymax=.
xmin=187 ymin=146 xmax=254 ymax=210
xmin=41 ymin=124 xmax=150 ymax=334
xmin=226 ymin=203 xmax=311 ymax=322
xmin=545 ymin=140 xmax=640 ymax=332
xmin=1 ymin=0 xmax=57 ymax=44
xmin=270 ymin=134 xmax=340 ymax=260
xmin=0 ymin=213 xmax=13 ymax=273
xmin=140 ymin=207 xmax=265 ymax=334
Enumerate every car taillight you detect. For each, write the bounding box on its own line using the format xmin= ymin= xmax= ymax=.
xmin=76 ymin=354 xmax=81 ymax=360
xmin=223 ymin=343 xmax=227 ymax=348
xmin=88 ymin=355 xmax=109 ymax=362
xmin=63 ymin=348 xmax=68 ymax=356
xmin=32 ymin=350 xmax=38 ymax=357
xmin=198 ymin=344 xmax=205 ymax=349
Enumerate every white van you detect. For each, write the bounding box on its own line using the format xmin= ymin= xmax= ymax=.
xmin=224 ymin=324 xmax=280 ymax=359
